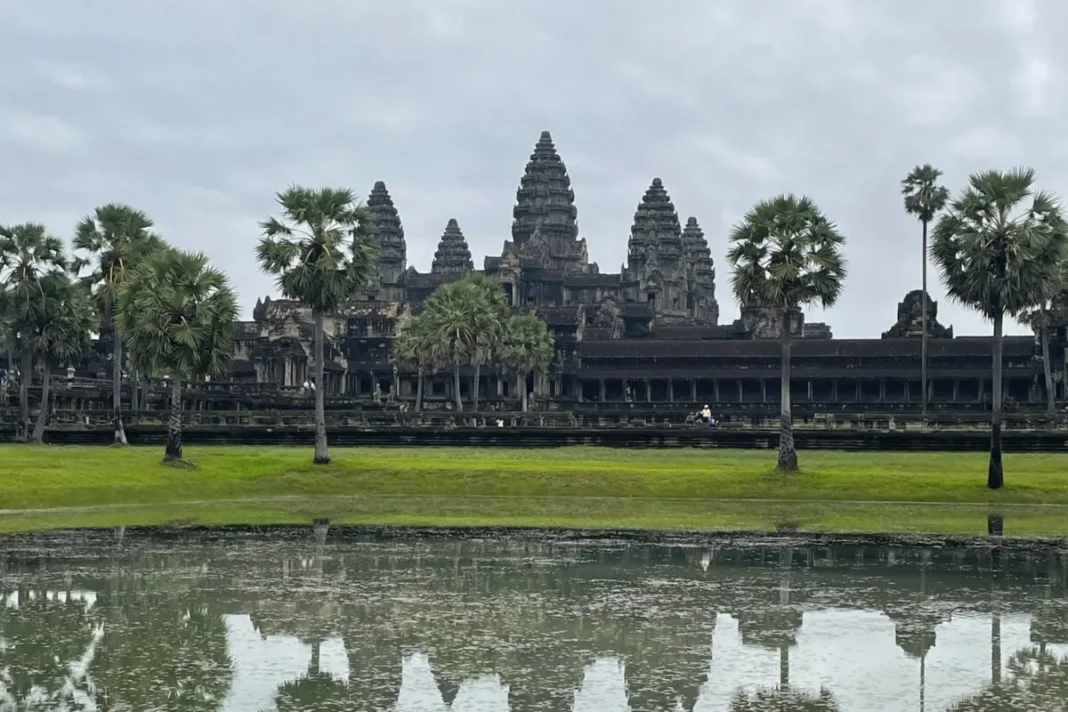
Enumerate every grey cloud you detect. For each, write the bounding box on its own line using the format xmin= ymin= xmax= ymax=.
xmin=2 ymin=0 xmax=1068 ymax=337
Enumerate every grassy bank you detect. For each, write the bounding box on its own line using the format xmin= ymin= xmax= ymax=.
xmin=2 ymin=445 xmax=1068 ymax=535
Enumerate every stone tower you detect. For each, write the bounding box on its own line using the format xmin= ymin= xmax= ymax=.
xmin=625 ymin=178 xmax=688 ymax=319
xmin=681 ymin=217 xmax=719 ymax=324
xmin=511 ymin=130 xmax=589 ymax=273
xmin=431 ymin=218 xmax=474 ymax=275
xmin=366 ymin=181 xmax=407 ymax=290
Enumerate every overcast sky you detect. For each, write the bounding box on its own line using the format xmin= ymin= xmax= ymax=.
xmin=1 ymin=0 xmax=1063 ymax=338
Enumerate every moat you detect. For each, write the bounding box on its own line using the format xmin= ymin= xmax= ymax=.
xmin=2 ymin=530 xmax=1067 ymax=711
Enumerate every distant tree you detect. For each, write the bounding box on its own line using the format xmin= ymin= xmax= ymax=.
xmin=1021 ymin=288 xmax=1066 ymax=418
xmin=0 ymin=223 xmax=68 ymax=442
xmin=394 ymin=313 xmax=442 ymax=411
xmin=901 ymin=164 xmax=950 ymax=417
xmin=118 ymin=249 xmax=237 ymax=462
xmin=463 ymin=273 xmax=510 ymax=410
xmin=730 ymin=687 xmax=840 ymax=712
xmin=29 ymin=274 xmax=96 ymax=443
xmin=932 ymin=168 xmax=1068 ymax=489
xmin=945 ymin=646 xmax=1068 ymax=711
xmin=257 ymin=186 xmax=379 ymax=464
xmin=72 ymin=203 xmax=164 ymax=445
xmin=421 ymin=280 xmax=479 ymax=412
xmin=727 ymin=195 xmax=847 ymax=472
xmin=501 ymin=313 xmax=555 ymax=412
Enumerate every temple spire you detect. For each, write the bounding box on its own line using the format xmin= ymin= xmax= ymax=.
xmin=682 ymin=217 xmax=719 ymax=324
xmin=510 ymin=130 xmax=587 ymax=272
xmin=431 ymin=218 xmax=474 ymax=274
xmin=627 ymin=178 xmax=683 ymax=270
xmin=366 ymin=180 xmax=407 ymax=284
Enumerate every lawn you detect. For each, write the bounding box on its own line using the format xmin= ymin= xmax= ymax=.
xmin=1 ymin=445 xmax=1067 ymax=536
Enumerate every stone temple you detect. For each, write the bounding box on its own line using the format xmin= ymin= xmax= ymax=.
xmin=228 ymin=131 xmax=1066 ymax=416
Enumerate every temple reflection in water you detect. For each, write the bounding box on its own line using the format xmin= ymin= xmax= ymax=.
xmin=1 ymin=532 xmax=1067 ymax=711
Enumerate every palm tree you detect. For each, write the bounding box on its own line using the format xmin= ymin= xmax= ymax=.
xmin=0 ymin=223 xmax=68 ymax=443
xmin=932 ymin=168 xmax=1068 ymax=489
xmin=1022 ymin=293 xmax=1065 ymax=417
xmin=946 ymin=646 xmax=1068 ymax=711
xmin=72 ymin=203 xmax=164 ymax=445
xmin=421 ymin=280 xmax=479 ymax=412
xmin=29 ymin=274 xmax=96 ymax=443
xmin=256 ymin=186 xmax=379 ymax=464
xmin=730 ymin=687 xmax=840 ymax=712
xmin=501 ymin=313 xmax=555 ymax=412
xmin=726 ymin=195 xmax=847 ymax=472
xmin=902 ymin=164 xmax=950 ymax=417
xmin=463 ymin=273 xmax=510 ymax=410
xmin=117 ymin=249 xmax=237 ymax=462
xmin=394 ymin=313 xmax=439 ymax=411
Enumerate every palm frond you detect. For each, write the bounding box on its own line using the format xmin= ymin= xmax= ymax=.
xmin=932 ymin=168 xmax=1068 ymax=319
xmin=117 ymin=249 xmax=237 ymax=380
xmin=726 ymin=195 xmax=847 ymax=312
xmin=257 ymin=185 xmax=381 ymax=314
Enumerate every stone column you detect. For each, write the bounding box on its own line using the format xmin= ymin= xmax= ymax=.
xmin=736 ymin=380 xmax=743 ymax=402
xmin=831 ymin=380 xmax=838 ymax=401
xmin=667 ymin=379 xmax=674 ymax=402
xmin=761 ymin=380 xmax=767 ymax=403
xmin=599 ymin=379 xmax=606 ymax=403
xmin=643 ymin=377 xmax=651 ymax=402
xmin=806 ymin=380 xmax=813 ymax=401
xmin=879 ymin=379 xmax=886 ymax=401
xmin=690 ymin=379 xmax=697 ymax=401
xmin=953 ymin=379 xmax=960 ymax=402
xmin=712 ymin=380 xmax=720 ymax=402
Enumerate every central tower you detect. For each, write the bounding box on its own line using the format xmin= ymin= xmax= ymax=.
xmin=510 ymin=130 xmax=590 ymax=273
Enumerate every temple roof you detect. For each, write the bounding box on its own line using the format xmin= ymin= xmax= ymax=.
xmin=627 ymin=178 xmax=683 ymax=269
xmin=580 ymin=336 xmax=1034 ymax=359
xmin=681 ymin=217 xmax=715 ymax=284
xmin=512 ymin=130 xmax=579 ymax=244
xmin=367 ymin=181 xmax=406 ymax=267
xmin=431 ymin=218 xmax=474 ymax=275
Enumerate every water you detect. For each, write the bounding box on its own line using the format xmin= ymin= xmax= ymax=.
xmin=1 ymin=529 xmax=1067 ymax=711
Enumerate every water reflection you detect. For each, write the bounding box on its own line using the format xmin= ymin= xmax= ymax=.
xmin=0 ymin=531 xmax=1067 ymax=711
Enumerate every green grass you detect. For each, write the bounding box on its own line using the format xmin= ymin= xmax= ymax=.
xmin=1 ymin=445 xmax=1067 ymax=536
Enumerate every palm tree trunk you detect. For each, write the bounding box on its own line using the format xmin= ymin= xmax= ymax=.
xmin=918 ymin=223 xmax=927 ymax=420
xmin=778 ymin=308 xmax=798 ymax=472
xmin=112 ymin=319 xmax=127 ymax=445
xmin=131 ymin=367 xmax=140 ymax=423
xmin=30 ymin=363 xmax=51 ymax=443
xmin=452 ymin=359 xmax=463 ymax=412
xmin=415 ymin=368 xmax=424 ymax=411
xmin=779 ymin=645 xmax=790 ymax=689
xmin=16 ymin=343 xmax=32 ymax=443
xmin=521 ymin=374 xmax=529 ymax=412
xmin=312 ymin=310 xmax=329 ymax=465
xmin=164 ymin=376 xmax=182 ymax=461
xmin=921 ymin=219 xmax=929 ymax=418
xmin=1041 ymin=322 xmax=1055 ymax=417
xmin=991 ymin=612 xmax=1002 ymax=685
xmin=989 ymin=312 xmax=1005 ymax=490
xmin=473 ymin=363 xmax=480 ymax=411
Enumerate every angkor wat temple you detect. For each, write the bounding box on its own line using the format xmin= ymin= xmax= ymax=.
xmin=25 ymin=131 xmax=1063 ymax=428
xmin=210 ymin=130 xmax=1065 ymax=418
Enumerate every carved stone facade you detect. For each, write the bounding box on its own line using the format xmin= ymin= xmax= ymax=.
xmin=881 ymin=290 xmax=953 ymax=339
xmin=221 ymin=130 xmax=1062 ymax=412
xmin=431 ymin=219 xmax=474 ymax=275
